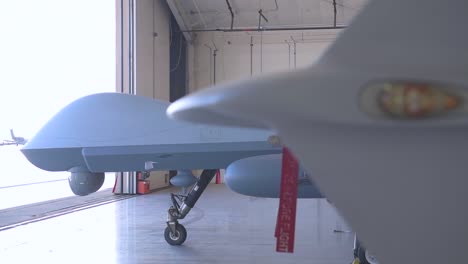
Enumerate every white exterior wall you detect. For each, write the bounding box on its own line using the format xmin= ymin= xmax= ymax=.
xmin=188 ymin=30 xmax=342 ymax=93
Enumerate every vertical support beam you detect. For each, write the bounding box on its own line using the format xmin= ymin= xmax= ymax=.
xmin=116 ymin=0 xmax=133 ymax=94
xmin=115 ymin=0 xmax=137 ymax=194
xmin=129 ymin=0 xmax=136 ymax=95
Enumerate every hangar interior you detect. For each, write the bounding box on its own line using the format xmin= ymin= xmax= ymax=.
xmin=114 ymin=0 xmax=364 ymax=194
xmin=1 ymin=0 xmax=371 ymax=263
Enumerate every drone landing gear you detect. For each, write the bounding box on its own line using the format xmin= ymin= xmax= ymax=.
xmin=164 ymin=169 xmax=217 ymax=246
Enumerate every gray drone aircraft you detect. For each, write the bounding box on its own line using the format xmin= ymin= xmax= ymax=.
xmin=1 ymin=129 xmax=27 ymax=146
xmin=20 ymin=92 xmax=323 ymax=245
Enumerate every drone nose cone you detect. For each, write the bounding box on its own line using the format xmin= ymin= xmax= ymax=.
xmin=24 ymin=93 xmax=172 ymax=150
xmin=21 ymin=93 xmax=171 ymax=172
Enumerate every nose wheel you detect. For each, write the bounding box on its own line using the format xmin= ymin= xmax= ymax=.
xmin=354 ymin=236 xmax=379 ymax=264
xmin=164 ymin=169 xmax=217 ymax=246
xmin=164 ymin=224 xmax=187 ymax=245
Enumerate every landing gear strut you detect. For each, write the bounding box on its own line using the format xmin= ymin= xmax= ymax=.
xmin=354 ymin=236 xmax=379 ymax=264
xmin=164 ymin=169 xmax=217 ymax=246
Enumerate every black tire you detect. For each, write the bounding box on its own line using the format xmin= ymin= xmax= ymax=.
xmin=164 ymin=224 xmax=187 ymax=246
xmin=357 ymin=246 xmax=379 ymax=264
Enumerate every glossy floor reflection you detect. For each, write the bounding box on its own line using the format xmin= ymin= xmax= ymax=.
xmin=0 ymin=184 xmax=354 ymax=264
xmin=0 ymin=174 xmax=116 ymax=210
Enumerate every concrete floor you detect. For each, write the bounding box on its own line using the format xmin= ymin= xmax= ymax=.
xmin=0 ymin=184 xmax=354 ymax=264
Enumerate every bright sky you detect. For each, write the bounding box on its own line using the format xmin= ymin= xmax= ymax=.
xmin=0 ymin=0 xmax=115 ymax=187
xmin=0 ymin=0 xmax=115 ymax=138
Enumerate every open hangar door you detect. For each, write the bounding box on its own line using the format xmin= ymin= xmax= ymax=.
xmin=114 ymin=0 xmax=184 ymax=193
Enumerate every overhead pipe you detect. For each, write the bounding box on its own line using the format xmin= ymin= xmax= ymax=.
xmin=250 ymin=36 xmax=253 ymax=75
xmin=213 ymin=48 xmax=217 ymax=85
xmin=226 ymin=0 xmax=234 ymax=30
xmin=260 ymin=31 xmax=263 ymax=73
xmin=197 ymin=0 xmax=278 ymax=14
xmin=285 ymin=40 xmax=291 ymax=69
xmin=203 ymin=42 xmax=218 ymax=85
xmin=203 ymin=44 xmax=213 ymax=85
xmin=212 ymin=41 xmax=218 ymax=85
xmin=179 ymin=25 xmax=345 ymax=33
xmin=290 ymin=36 xmax=297 ymax=69
xmin=333 ymin=0 xmax=337 ymax=28
xmin=183 ymin=0 xmax=344 ymax=33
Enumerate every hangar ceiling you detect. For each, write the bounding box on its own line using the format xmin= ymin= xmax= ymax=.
xmin=168 ymin=0 xmax=368 ymax=31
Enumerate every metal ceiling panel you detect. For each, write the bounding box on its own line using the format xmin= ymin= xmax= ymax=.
xmin=168 ymin=0 xmax=368 ymax=31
